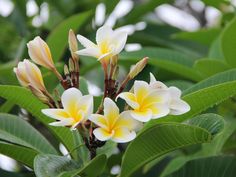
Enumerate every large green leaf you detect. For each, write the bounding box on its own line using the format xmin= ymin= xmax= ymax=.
xmin=0 ymin=113 xmax=57 ymax=154
xmin=0 ymin=85 xmax=75 ymax=155
xmin=46 ymin=11 xmax=92 ymax=62
xmin=160 ymin=117 xmax=236 ymax=177
xmin=0 ymin=141 xmax=38 ymax=168
xmin=34 ymin=154 xmax=80 ymax=177
xmin=120 ymin=123 xmax=212 ymax=177
xmin=34 ymin=154 xmax=107 ymax=177
xmin=194 ymin=59 xmax=230 ymax=78
xmin=60 ymin=155 xmax=107 ymax=177
xmin=119 ymin=47 xmax=202 ymax=81
xmin=166 ymin=156 xmax=236 ymax=177
xmin=184 ymin=69 xmax=236 ymax=95
xmin=187 ymin=113 xmax=224 ymax=136
xmin=221 ymin=18 xmax=236 ymax=67
xmin=173 ymin=28 xmax=221 ymax=46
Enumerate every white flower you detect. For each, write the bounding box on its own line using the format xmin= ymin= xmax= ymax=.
xmin=117 ymin=80 xmax=170 ymax=122
xmin=76 ymin=25 xmax=128 ymax=62
xmin=42 ymin=88 xmax=93 ymax=129
xmin=149 ymin=73 xmax=190 ymax=115
xmin=89 ymin=98 xmax=137 ymax=143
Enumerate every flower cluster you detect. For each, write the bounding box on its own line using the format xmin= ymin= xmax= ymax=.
xmin=14 ymin=25 xmax=190 ymax=157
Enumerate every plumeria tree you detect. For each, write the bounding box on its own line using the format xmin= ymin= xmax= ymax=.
xmin=1 ymin=0 xmax=236 ymax=177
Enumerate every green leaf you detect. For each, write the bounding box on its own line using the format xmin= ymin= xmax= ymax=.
xmin=0 ymin=100 xmax=14 ymax=113
xmin=184 ymin=69 xmax=236 ymax=95
xmin=221 ymin=18 xmax=236 ymax=67
xmin=160 ymin=117 xmax=236 ymax=177
xmin=208 ymin=37 xmax=224 ymax=60
xmin=72 ymin=130 xmax=89 ymax=164
xmin=120 ymin=123 xmax=211 ymax=177
xmin=46 ymin=11 xmax=92 ymax=62
xmin=120 ymin=0 xmax=168 ymax=25
xmin=0 ymin=141 xmax=38 ymax=168
xmin=119 ymin=47 xmax=203 ymax=81
xmin=0 ymin=61 xmax=18 ymax=85
xmin=34 ymin=154 xmax=107 ymax=177
xmin=187 ymin=113 xmax=224 ymax=136
xmin=164 ymin=80 xmax=194 ymax=91
xmin=166 ymin=156 xmax=236 ymax=177
xmin=194 ymin=59 xmax=230 ymax=78
xmin=173 ymin=28 xmax=221 ymax=46
xmin=0 ymin=113 xmax=57 ymax=154
xmin=34 ymin=154 xmax=80 ymax=177
xmin=0 ymin=85 xmax=75 ymax=156
xmin=60 ymin=155 xmax=107 ymax=177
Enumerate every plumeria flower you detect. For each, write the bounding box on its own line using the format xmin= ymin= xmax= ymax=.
xmin=42 ymin=88 xmax=93 ymax=129
xmin=117 ymin=81 xmax=170 ymax=122
xmin=149 ymin=73 xmax=190 ymax=115
xmin=13 ymin=59 xmax=46 ymax=92
xmin=89 ymin=98 xmax=137 ymax=143
xmin=76 ymin=25 xmax=128 ymax=63
xmin=27 ymin=36 xmax=55 ymax=70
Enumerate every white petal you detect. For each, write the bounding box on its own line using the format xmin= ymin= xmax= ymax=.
xmin=150 ymin=81 xmax=168 ymax=90
xmin=97 ymin=52 xmax=112 ymax=61
xmin=49 ymin=118 xmax=74 ymax=127
xmin=149 ymin=73 xmax=157 ymax=84
xmin=89 ymin=114 xmax=108 ymax=129
xmin=77 ymin=34 xmax=96 ymax=48
xmin=149 ymin=103 xmax=170 ymax=119
xmin=112 ymin=128 xmax=136 ymax=143
xmin=134 ymin=80 xmax=150 ymax=103
xmin=169 ymin=99 xmax=190 ymax=115
xmin=130 ymin=109 xmax=152 ymax=122
xmin=78 ymin=95 xmax=94 ymax=116
xmin=116 ymin=92 xmax=139 ymax=109
xmin=168 ymin=86 xmax=181 ymax=98
xmin=76 ymin=47 xmax=100 ymax=58
xmin=93 ymin=128 xmax=114 ymax=141
xmin=96 ymin=26 xmax=113 ymax=45
xmin=115 ymin=111 xmax=139 ymax=130
xmin=61 ymin=88 xmax=82 ymax=114
xmin=104 ymin=98 xmax=119 ymax=127
xmin=143 ymin=89 xmax=170 ymax=106
xmin=42 ymin=109 xmax=69 ymax=120
xmin=111 ymin=30 xmax=127 ymax=54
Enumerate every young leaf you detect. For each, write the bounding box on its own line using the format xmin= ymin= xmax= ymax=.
xmin=120 ymin=123 xmax=212 ymax=177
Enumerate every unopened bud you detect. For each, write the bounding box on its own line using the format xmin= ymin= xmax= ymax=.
xmin=69 ymin=58 xmax=75 ymax=72
xmin=128 ymin=57 xmax=148 ymax=79
xmin=111 ymin=55 xmax=118 ymax=66
xmin=112 ymin=66 xmax=119 ymax=80
xmin=27 ymin=36 xmax=55 ymax=70
xmin=68 ymin=29 xmax=79 ymax=60
xmin=64 ymin=65 xmax=70 ymax=76
xmin=29 ymin=85 xmax=49 ymax=104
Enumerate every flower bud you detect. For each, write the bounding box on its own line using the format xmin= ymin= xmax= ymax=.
xmin=27 ymin=36 xmax=55 ymax=70
xmin=68 ymin=58 xmax=75 ymax=73
xmin=68 ymin=29 xmax=78 ymax=60
xmin=28 ymin=85 xmax=49 ymax=104
xmin=128 ymin=57 xmax=148 ymax=79
xmin=14 ymin=59 xmax=46 ymax=92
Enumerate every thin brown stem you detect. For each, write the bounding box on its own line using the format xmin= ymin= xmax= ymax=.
xmin=115 ymin=76 xmax=131 ymax=98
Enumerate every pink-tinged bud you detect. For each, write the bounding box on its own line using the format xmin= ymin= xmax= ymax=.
xmin=128 ymin=57 xmax=148 ymax=79
xmin=27 ymin=36 xmax=55 ymax=70
xmin=14 ymin=59 xmax=46 ymax=92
